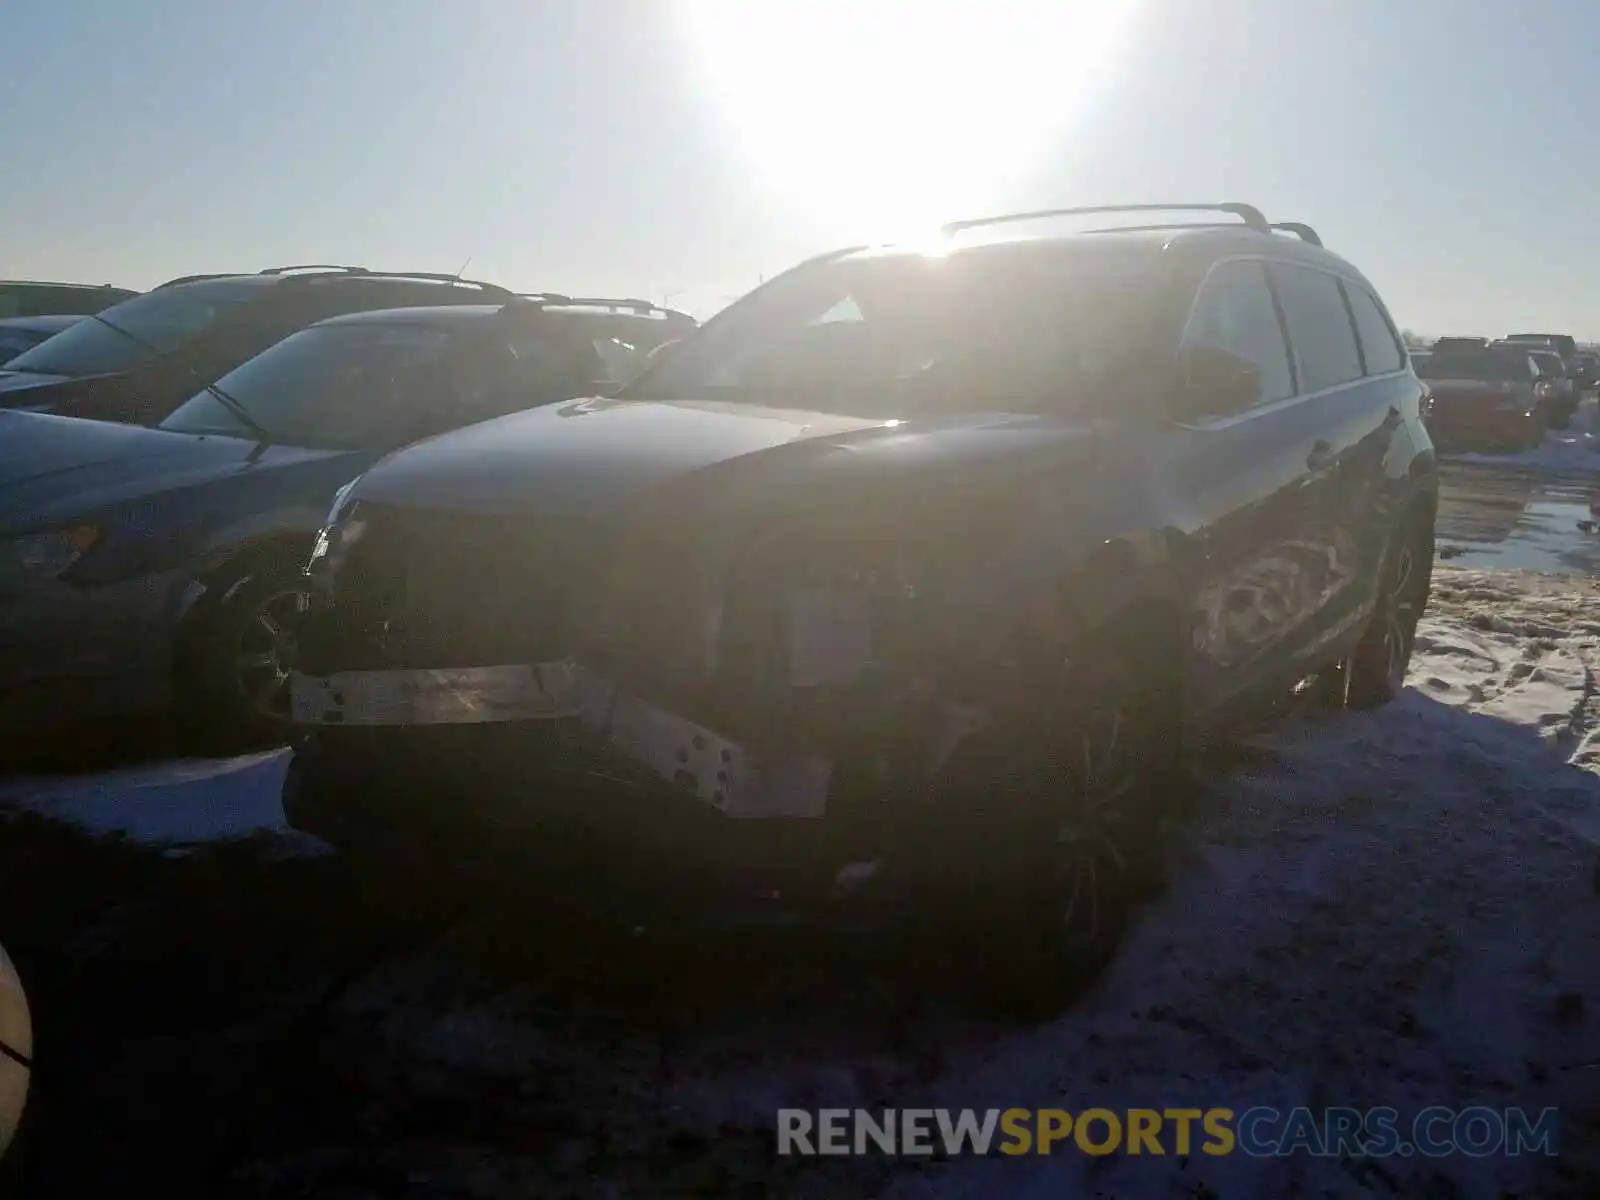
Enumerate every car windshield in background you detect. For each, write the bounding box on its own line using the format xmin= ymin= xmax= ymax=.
xmin=624 ymin=251 xmax=1158 ymax=416
xmin=1419 ymin=351 xmax=1528 ymax=383
xmin=1 ymin=278 xmax=261 ymax=378
xmin=160 ymin=322 xmax=456 ymax=450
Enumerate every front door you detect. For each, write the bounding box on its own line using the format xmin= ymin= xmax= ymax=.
xmin=1152 ymin=257 xmax=1336 ymax=724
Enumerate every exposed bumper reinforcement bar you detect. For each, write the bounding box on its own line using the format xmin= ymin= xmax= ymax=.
xmin=289 ymin=662 xmax=832 ymax=819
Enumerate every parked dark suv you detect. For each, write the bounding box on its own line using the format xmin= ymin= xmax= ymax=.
xmin=0 ymin=267 xmax=526 ymax=426
xmin=285 ymin=203 xmax=1437 ymax=990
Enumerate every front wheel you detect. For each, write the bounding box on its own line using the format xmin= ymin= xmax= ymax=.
xmin=173 ymin=555 xmax=311 ymax=751
xmin=890 ymin=629 xmax=1180 ymax=1014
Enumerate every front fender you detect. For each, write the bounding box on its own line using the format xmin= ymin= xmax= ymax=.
xmin=189 ymin=506 xmax=325 ymax=575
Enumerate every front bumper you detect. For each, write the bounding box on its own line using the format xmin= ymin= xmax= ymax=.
xmin=0 ymin=567 xmax=192 ymax=733
xmin=289 ymin=660 xmax=833 ymax=820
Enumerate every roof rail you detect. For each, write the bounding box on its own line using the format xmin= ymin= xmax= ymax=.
xmin=941 ymin=203 xmax=1269 ymax=238
xmin=259 ymin=263 xmax=369 ymax=275
xmin=506 ymin=294 xmax=695 ymax=321
xmin=1271 ymin=222 xmax=1323 ymax=247
xmin=157 ymin=267 xmax=517 ymax=295
xmin=1081 ymin=222 xmax=1244 ymax=236
xmin=154 ymin=272 xmax=248 ymax=289
xmin=317 ymin=270 xmax=516 ymax=296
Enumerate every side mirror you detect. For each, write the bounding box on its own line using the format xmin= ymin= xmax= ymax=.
xmin=1174 ymin=344 xmax=1261 ymax=421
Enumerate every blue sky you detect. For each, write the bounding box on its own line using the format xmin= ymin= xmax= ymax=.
xmin=4 ymin=0 xmax=1596 ymax=335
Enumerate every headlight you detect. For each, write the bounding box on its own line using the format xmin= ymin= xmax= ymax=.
xmin=7 ymin=523 xmax=101 ymax=578
xmin=325 ymin=478 xmax=361 ymax=528
xmin=306 ymin=482 xmax=369 ymax=581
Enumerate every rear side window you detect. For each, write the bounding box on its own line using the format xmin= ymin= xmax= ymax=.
xmin=1179 ymin=260 xmax=1295 ymax=412
xmin=1344 ymin=285 xmax=1404 ymax=375
xmin=1268 ymin=263 xmax=1364 ymax=393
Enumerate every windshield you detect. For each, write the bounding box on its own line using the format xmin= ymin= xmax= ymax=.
xmin=159 ymin=322 xmax=460 ymax=449
xmin=1418 ymin=351 xmax=1530 ymax=383
xmin=623 ymin=251 xmax=1158 ymax=415
xmin=2 ymin=279 xmax=261 ymax=377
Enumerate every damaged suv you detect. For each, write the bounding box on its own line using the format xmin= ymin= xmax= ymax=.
xmin=285 ymin=204 xmax=1437 ymax=970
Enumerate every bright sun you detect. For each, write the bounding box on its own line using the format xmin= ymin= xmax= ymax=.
xmin=675 ymin=0 xmax=1142 ymax=243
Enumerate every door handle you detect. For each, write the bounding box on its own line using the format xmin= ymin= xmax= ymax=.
xmin=1306 ymin=440 xmax=1334 ymax=471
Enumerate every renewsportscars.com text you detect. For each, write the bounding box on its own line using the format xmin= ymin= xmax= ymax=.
xmin=777 ymin=1106 xmax=1560 ymax=1158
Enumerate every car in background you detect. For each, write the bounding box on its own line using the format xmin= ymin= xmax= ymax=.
xmin=0 ymin=280 xmax=137 ymax=319
xmin=1504 ymin=332 xmax=1578 ymax=360
xmin=1415 ymin=345 xmax=1546 ymax=451
xmin=0 ymin=315 xmax=84 ymax=364
xmin=0 ymin=295 xmax=695 ymax=747
xmin=0 ymin=266 xmax=530 ymax=427
xmin=1431 ymin=336 xmax=1489 ymax=353
xmin=1569 ymin=349 xmax=1599 ymax=389
xmin=284 ymin=202 xmax=1438 ymax=991
xmin=1518 ymin=347 xmax=1580 ymax=427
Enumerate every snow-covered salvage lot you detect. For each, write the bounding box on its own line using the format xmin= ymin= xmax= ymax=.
xmin=2 ymin=567 xmax=1599 ymax=1198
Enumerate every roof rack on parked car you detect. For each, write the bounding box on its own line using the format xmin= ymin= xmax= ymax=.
xmin=155 ymin=267 xmax=515 ymax=296
xmin=505 ymin=294 xmax=696 ymax=322
xmin=1270 ymin=222 xmax=1323 ymax=247
xmin=1080 ymin=222 xmax=1244 ymax=235
xmin=154 ymin=272 xmax=249 ymax=288
xmin=941 ymin=202 xmax=1270 ymax=238
xmin=259 ymin=263 xmax=368 ymax=275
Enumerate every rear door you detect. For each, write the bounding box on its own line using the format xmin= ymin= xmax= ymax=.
xmin=1158 ymin=257 xmax=1334 ymax=718
xmin=1268 ymin=263 xmax=1414 ymax=658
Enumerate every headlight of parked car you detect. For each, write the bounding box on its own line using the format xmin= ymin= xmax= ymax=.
xmin=305 ymin=480 xmax=368 ymax=581
xmin=6 ymin=522 xmax=101 ymax=578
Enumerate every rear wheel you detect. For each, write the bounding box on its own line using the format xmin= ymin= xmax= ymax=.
xmin=1329 ymin=512 xmax=1432 ymax=712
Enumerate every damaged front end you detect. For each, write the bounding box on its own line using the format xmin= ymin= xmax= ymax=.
xmin=290 ymin=477 xmax=1078 ymax=891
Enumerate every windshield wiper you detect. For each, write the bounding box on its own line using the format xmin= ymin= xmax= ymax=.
xmin=86 ymin=313 xmax=271 ymax=441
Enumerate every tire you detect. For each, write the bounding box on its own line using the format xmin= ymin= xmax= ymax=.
xmin=1343 ymin=511 xmax=1433 ymax=711
xmin=887 ymin=624 xmax=1181 ymax=1016
xmin=173 ymin=553 xmax=312 ymax=752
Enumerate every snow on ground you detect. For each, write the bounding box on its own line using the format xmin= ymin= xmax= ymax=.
xmin=858 ymin=567 xmax=1600 ymax=1198
xmin=0 ymin=748 xmax=293 ymax=845
xmin=2 ymin=568 xmax=1597 ymax=1196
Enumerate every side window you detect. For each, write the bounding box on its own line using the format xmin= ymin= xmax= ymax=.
xmin=1179 ymin=260 xmax=1295 ymax=412
xmin=1344 ymin=284 xmax=1404 ymax=375
xmin=1268 ymin=263 xmax=1364 ymax=393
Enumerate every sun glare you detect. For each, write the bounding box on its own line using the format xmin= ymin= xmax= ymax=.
xmin=676 ymin=0 xmax=1141 ymax=244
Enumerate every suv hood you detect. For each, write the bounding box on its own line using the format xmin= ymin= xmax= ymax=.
xmin=352 ymin=396 xmax=1093 ymax=521
xmin=0 ymin=410 xmax=341 ymax=527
